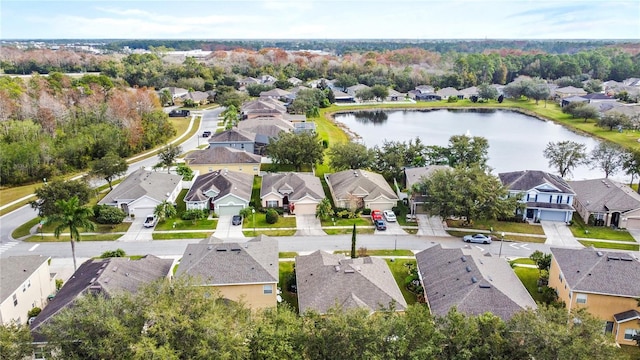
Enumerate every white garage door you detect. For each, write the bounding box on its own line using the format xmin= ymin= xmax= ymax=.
xmin=538 ymin=210 xmax=567 ymax=222
xmin=293 ymin=203 xmax=316 ymax=215
xmin=217 ymin=205 xmax=243 ymax=216
xmin=625 ymin=218 xmax=640 ymax=230
xmin=131 ymin=207 xmax=156 ymax=219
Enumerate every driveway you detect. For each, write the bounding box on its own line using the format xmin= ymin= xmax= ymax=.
xmin=376 ymin=220 xmax=406 ymax=235
xmin=627 ymin=229 xmax=640 ymax=244
xmin=540 ymin=221 xmax=583 ymax=248
xmin=119 ymin=216 xmax=153 ymax=242
xmin=295 ymin=215 xmax=326 ymax=236
xmin=213 ymin=215 xmax=246 ymax=239
xmin=416 ymin=215 xmax=450 ymax=236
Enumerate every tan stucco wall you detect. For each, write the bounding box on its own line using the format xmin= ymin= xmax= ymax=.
xmin=0 ymin=261 xmax=56 ymax=325
xmin=617 ymin=321 xmax=640 ymax=346
xmin=213 ymin=283 xmax=277 ymax=310
xmin=261 ymin=193 xmax=281 ymax=208
xmin=190 ymin=164 xmax=260 ymax=176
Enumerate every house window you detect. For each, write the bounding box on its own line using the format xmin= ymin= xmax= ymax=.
xmin=624 ymin=329 xmax=639 ymax=340
xmin=557 ymin=196 xmax=563 ymax=204
xmin=576 ymin=293 xmax=587 ymax=304
xmin=534 ymin=195 xmax=538 ymax=202
xmin=253 ymin=166 xmax=258 ymax=171
xmin=266 ymin=200 xmax=278 ymax=208
xmin=559 ymin=274 xmax=563 ymax=282
xmin=12 ymin=294 xmax=17 ymax=306
xmin=263 ymin=285 xmax=273 ymax=294
xmin=526 ymin=194 xmax=530 ymax=201
xmin=605 ymin=321 xmax=614 ymax=334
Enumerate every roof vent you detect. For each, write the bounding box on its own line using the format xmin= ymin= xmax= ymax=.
xmin=471 ymin=276 xmax=478 ymax=283
xmin=207 ymin=246 xmax=213 ymax=250
xmin=466 ymin=266 xmax=472 ymax=273
xmin=112 ymin=266 xmax=118 ymax=272
xmin=596 ymin=251 xmax=603 ymax=257
xmin=461 ymin=256 xmax=467 ymax=262
xmin=344 ymin=268 xmax=355 ymax=273
xmin=216 ymin=248 xmax=228 ymax=252
xmin=334 ymin=265 xmax=341 ymax=272
xmin=231 ymin=247 xmax=241 ymax=252
xmin=479 ymin=284 xmax=491 ymax=289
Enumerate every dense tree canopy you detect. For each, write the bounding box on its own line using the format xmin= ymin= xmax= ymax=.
xmin=543 ymin=140 xmax=588 ymax=178
xmin=327 ymin=142 xmax=373 ymax=170
xmin=31 ymin=180 xmax=93 ymax=218
xmin=266 ymin=132 xmax=324 ymax=171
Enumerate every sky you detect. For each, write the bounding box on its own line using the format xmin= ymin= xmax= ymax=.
xmin=2 ymin=0 xmax=639 ymax=40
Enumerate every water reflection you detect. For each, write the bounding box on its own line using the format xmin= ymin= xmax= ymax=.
xmin=352 ymin=110 xmax=389 ymax=125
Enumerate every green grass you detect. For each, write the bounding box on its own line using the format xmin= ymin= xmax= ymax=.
xmin=155 ymin=219 xmax=217 ymax=231
xmin=447 ymin=219 xmax=545 ymax=235
xmin=513 ymin=266 xmax=546 ymax=304
xmin=569 ymin=214 xmax=636 ymax=241
xmin=39 ymin=221 xmax=131 ymax=234
xmin=24 ymin=234 xmax=121 ymax=242
xmin=578 ymin=240 xmax=640 ymax=251
xmin=617 ymin=345 xmax=640 ymax=360
xmin=320 ymin=217 xmax=371 ymax=227
xmin=12 ymin=217 xmax=42 ymax=238
xmin=279 ymin=252 xmax=298 ymax=258
xmin=385 ymin=259 xmax=418 ymax=305
xmin=152 ymin=232 xmax=212 ymax=240
xmin=404 ymin=228 xmax=419 ymax=235
xmin=243 ymin=230 xmax=297 ymax=237
xmin=335 ymin=249 xmax=414 ymax=257
xmin=278 ymin=261 xmax=298 ymax=312
xmin=446 ymin=230 xmax=546 ymax=243
xmin=242 ymin=213 xmax=297 ymax=228
xmin=175 ymin=189 xmax=188 ymax=213
xmin=251 ymin=176 xmax=261 ymax=209
xmin=510 ymin=258 xmax=536 ymax=265
xmin=324 ymin=228 xmax=375 ymax=235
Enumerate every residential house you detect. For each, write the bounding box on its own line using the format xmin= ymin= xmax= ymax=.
xmin=1 ymin=256 xmax=56 ymax=325
xmin=98 ymin=168 xmax=183 ymax=218
xmin=499 ymin=170 xmax=575 ymax=222
xmin=459 ymin=86 xmax=478 ymax=99
xmin=183 ymin=169 xmax=253 ymax=215
xmin=554 ymin=86 xmax=587 ymax=99
xmin=414 ymin=92 xmax=442 ymax=101
xmin=325 ymin=169 xmax=399 ymax=211
xmin=415 ymin=85 xmax=435 ymax=94
xmin=561 ymin=95 xmax=589 ymax=107
xmin=436 ymin=87 xmax=464 ymax=99
xmin=181 ymin=91 xmax=209 ymax=105
xmin=548 ymin=247 xmax=640 ymax=345
xmin=207 ymin=128 xmax=268 ymax=155
xmin=385 ymin=89 xmax=405 ymax=101
xmin=241 ymin=98 xmax=287 ymax=119
xmin=31 ymin=256 xmax=174 ymax=339
xmin=237 ymin=76 xmax=261 ymax=88
xmin=175 ymin=235 xmax=279 ymax=310
xmin=184 ymin=146 xmax=262 ymax=175
xmin=237 ymin=117 xmax=293 ymax=138
xmin=332 ymin=89 xmax=355 ymax=103
xmin=288 ymin=77 xmax=303 ymax=86
xmin=160 ymin=87 xmax=189 ymax=100
xmin=416 ymin=245 xmax=537 ymax=320
xmin=295 ymin=251 xmax=407 ymax=315
xmin=260 ymin=172 xmax=325 ymax=215
xmin=346 ymin=84 xmax=370 ymax=98
xmin=404 ymin=166 xmax=451 ymax=215
xmin=604 ymin=104 xmax=640 ymax=124
xmin=259 ymin=88 xmax=291 ymax=101
xmin=568 ymin=178 xmax=640 ymax=229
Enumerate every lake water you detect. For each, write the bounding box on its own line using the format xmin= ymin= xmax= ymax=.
xmin=333 ymin=109 xmax=618 ymax=181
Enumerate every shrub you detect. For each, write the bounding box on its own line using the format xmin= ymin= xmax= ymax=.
xmin=447 ymin=96 xmax=458 ymax=103
xmin=181 ymin=209 xmax=208 ymax=221
xmin=55 ymin=279 xmax=63 ymax=291
xmin=95 ymin=205 xmax=126 ymax=225
xmin=362 ymin=208 xmax=372 ymax=215
xmin=265 ymin=209 xmax=279 ymax=224
xmin=28 ymin=307 xmax=41 ymax=319
xmin=100 ymin=249 xmax=126 ymax=258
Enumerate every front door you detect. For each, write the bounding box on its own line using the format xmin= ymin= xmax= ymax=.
xmin=611 ymin=212 xmax=620 ymax=228
xmin=526 ymin=209 xmax=534 ymax=219
xmin=283 ymin=196 xmax=289 ymax=212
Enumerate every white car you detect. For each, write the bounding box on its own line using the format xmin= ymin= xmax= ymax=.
xmin=383 ymin=210 xmax=397 ymax=222
xmin=143 ymin=214 xmax=158 ymax=228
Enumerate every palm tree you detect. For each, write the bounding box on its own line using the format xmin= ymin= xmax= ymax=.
xmin=46 ymin=196 xmax=95 ymax=271
xmin=154 ymin=201 xmax=177 ymax=222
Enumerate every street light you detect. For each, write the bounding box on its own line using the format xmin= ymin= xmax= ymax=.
xmin=252 ymin=208 xmax=256 ymax=236
xmin=499 ymin=232 xmax=505 ymax=258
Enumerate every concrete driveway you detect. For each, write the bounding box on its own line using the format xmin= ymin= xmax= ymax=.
xmin=295 ymin=215 xmax=326 ymax=236
xmin=119 ymin=216 xmax=153 ymax=242
xmin=376 ymin=220 xmax=406 ymax=235
xmin=627 ymin=229 xmax=640 ymax=244
xmin=213 ymin=215 xmax=246 ymax=239
xmin=416 ymin=215 xmax=450 ymax=236
xmin=540 ymin=221 xmax=583 ymax=248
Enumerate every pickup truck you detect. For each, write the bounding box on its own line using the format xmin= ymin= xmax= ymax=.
xmin=143 ymin=214 xmax=158 ymax=228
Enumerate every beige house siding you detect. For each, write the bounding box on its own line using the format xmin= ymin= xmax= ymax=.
xmin=210 ymin=283 xmax=277 ymax=310
xmin=292 ymin=201 xmax=317 ymax=215
xmin=620 ymin=208 xmax=640 ymax=229
xmin=0 ymin=260 xmax=56 ymax=325
xmin=189 ymin=164 xmax=260 ymax=176
xmin=261 ymin=193 xmax=282 ymax=208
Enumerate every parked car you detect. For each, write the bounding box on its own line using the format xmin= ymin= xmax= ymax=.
xmin=383 ymin=210 xmax=397 ymax=222
xmin=374 ymin=219 xmax=387 ymax=231
xmin=371 ymin=209 xmax=383 ymax=221
xmin=463 ymin=234 xmax=492 ymax=244
xmin=202 ymin=130 xmax=212 ymax=137
xmin=143 ymin=214 xmax=158 ymax=228
xmin=232 ymin=215 xmax=242 ymax=226
xmin=169 ymin=109 xmax=191 ymax=117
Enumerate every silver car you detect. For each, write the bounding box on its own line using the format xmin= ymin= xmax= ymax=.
xmin=463 ymin=234 xmax=492 ymax=244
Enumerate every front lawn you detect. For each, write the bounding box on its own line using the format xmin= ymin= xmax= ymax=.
xmin=279 ymin=252 xmax=298 ymax=258
xmin=578 ymin=240 xmax=639 ymax=251
xmin=446 ymin=230 xmax=546 ymax=243
xmin=243 ymin=230 xmax=297 ymax=237
xmin=569 ymin=215 xmax=635 ymax=241
xmin=12 ymin=217 xmax=42 ymax=238
xmin=385 ymin=259 xmax=418 ymax=305
xmin=324 ymin=228 xmax=375 ymax=235
xmin=510 ymin=258 xmax=536 ymax=266
xmin=447 ymin=219 xmax=545 ymax=235
xmin=513 ymin=266 xmax=545 ymax=304
xmin=335 ymin=249 xmax=414 ymax=257
xmin=320 ymin=217 xmax=371 ymax=227
xmin=155 ymin=219 xmax=217 ymax=231
xmin=242 ymin=213 xmax=297 ymax=228
xmin=152 ymin=232 xmax=212 ymax=240
xmin=24 ymin=234 xmax=121 ymax=242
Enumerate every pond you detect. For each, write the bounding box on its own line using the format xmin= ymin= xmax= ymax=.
xmin=333 ymin=109 xmax=616 ymax=181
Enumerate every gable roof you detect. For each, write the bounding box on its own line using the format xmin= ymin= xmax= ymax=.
xmin=31 ymin=255 xmax=173 ymax=334
xmin=98 ymin=168 xmax=182 ymax=205
xmin=326 ymin=169 xmax=398 ymax=202
xmin=436 ymin=87 xmax=462 ymax=97
xmin=237 ymin=117 xmax=293 ymax=137
xmin=332 ymin=89 xmax=354 ymax=99
xmin=241 ymin=98 xmax=287 ymax=114
xmin=260 ymin=172 xmax=325 ymax=202
xmin=184 ymin=169 xmax=253 ymax=203
xmin=568 ymin=178 xmax=640 ymax=213
xmin=181 ymin=91 xmax=209 ymax=102
xmin=175 ymin=235 xmax=278 ymax=285
xmin=208 ymin=128 xmax=257 ymax=143
xmin=550 ymin=247 xmax=640 ymax=297
xmin=405 ymin=165 xmax=451 ymax=190
xmin=499 ymin=170 xmax=574 ymax=194
xmin=295 ymin=251 xmax=407 ymax=315
xmin=416 ymin=245 xmax=537 ymax=320
xmin=555 ymin=86 xmax=587 ymax=95
xmin=1 ymin=256 xmax=50 ymax=304
xmin=259 ymin=88 xmax=291 ymax=97
xmin=185 ymin=146 xmax=261 ymax=165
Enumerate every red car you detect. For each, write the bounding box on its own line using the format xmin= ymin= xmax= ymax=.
xmin=371 ymin=209 xmax=383 ymax=221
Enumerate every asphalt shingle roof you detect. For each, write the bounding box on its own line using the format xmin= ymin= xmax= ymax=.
xmin=499 ymin=170 xmax=574 ymax=194
xmin=568 ymin=178 xmax=640 ymax=213
xmin=260 ymin=173 xmax=325 ymax=202
xmin=184 ymin=169 xmax=253 ymax=203
xmin=185 ymin=146 xmax=261 ymax=165
xmin=98 ymin=168 xmax=182 ymax=205
xmin=326 ymin=169 xmax=398 ymax=202
xmin=1 ymin=256 xmax=50 ymax=304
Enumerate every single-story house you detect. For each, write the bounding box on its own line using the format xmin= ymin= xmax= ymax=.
xmin=436 ymin=87 xmax=464 ymax=99
xmin=184 ymin=146 xmax=262 ymax=176
xmin=207 ymin=128 xmax=268 ymax=155
xmin=346 ymin=84 xmax=370 ymax=97
xmin=259 ymin=88 xmax=291 ymax=101
xmin=237 ymin=117 xmax=293 ymax=138
xmin=1 ymin=256 xmax=56 ymax=325
xmin=98 ymin=168 xmax=183 ymax=218
xmin=325 ymin=169 xmax=399 ymax=211
xmin=415 ymin=93 xmax=442 ymax=101
xmin=295 ymin=251 xmax=407 ymax=315
xmin=385 ymin=89 xmax=405 ymax=101
xmin=568 ymin=178 xmax=640 ymax=229
xmin=260 ymin=172 xmax=325 ymax=215
xmin=160 ymin=87 xmax=189 ymax=100
xmin=175 ymin=235 xmax=279 ymax=310
xmin=332 ymin=90 xmax=355 ymax=103
xmin=416 ymin=244 xmax=537 ymax=321
xmin=181 ymin=91 xmax=209 ymax=105
xmin=499 ymin=170 xmax=575 ymax=222
xmin=554 ymin=86 xmax=587 ymax=99
xmin=184 ymin=169 xmax=253 ymax=215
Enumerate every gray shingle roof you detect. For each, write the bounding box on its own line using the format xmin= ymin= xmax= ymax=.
xmin=237 ymin=117 xmax=293 ymax=137
xmin=98 ymin=168 xmax=182 ymax=205
xmin=326 ymin=169 xmax=398 ymax=202
xmin=1 ymin=256 xmax=50 ymax=303
xmin=30 ymin=255 xmax=173 ymax=334
xmin=499 ymin=170 xmax=574 ymax=194
xmin=184 ymin=169 xmax=253 ymax=203
xmin=295 ymin=251 xmax=407 ymax=315
xmin=416 ymin=245 xmax=537 ymax=320
xmin=568 ymin=178 xmax=640 ymax=213
xmin=176 ymin=235 xmax=279 ymax=285
xmin=404 ymin=165 xmax=451 ymax=190
xmin=208 ymin=128 xmax=257 ymax=143
xmin=259 ymin=88 xmax=291 ymax=97
xmin=550 ymin=247 xmax=640 ymax=297
xmin=260 ymin=173 xmax=325 ymax=202
xmin=185 ymin=146 xmax=261 ymax=165
xmin=614 ymin=309 xmax=640 ymax=323
xmin=436 ymin=87 xmax=462 ymax=97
